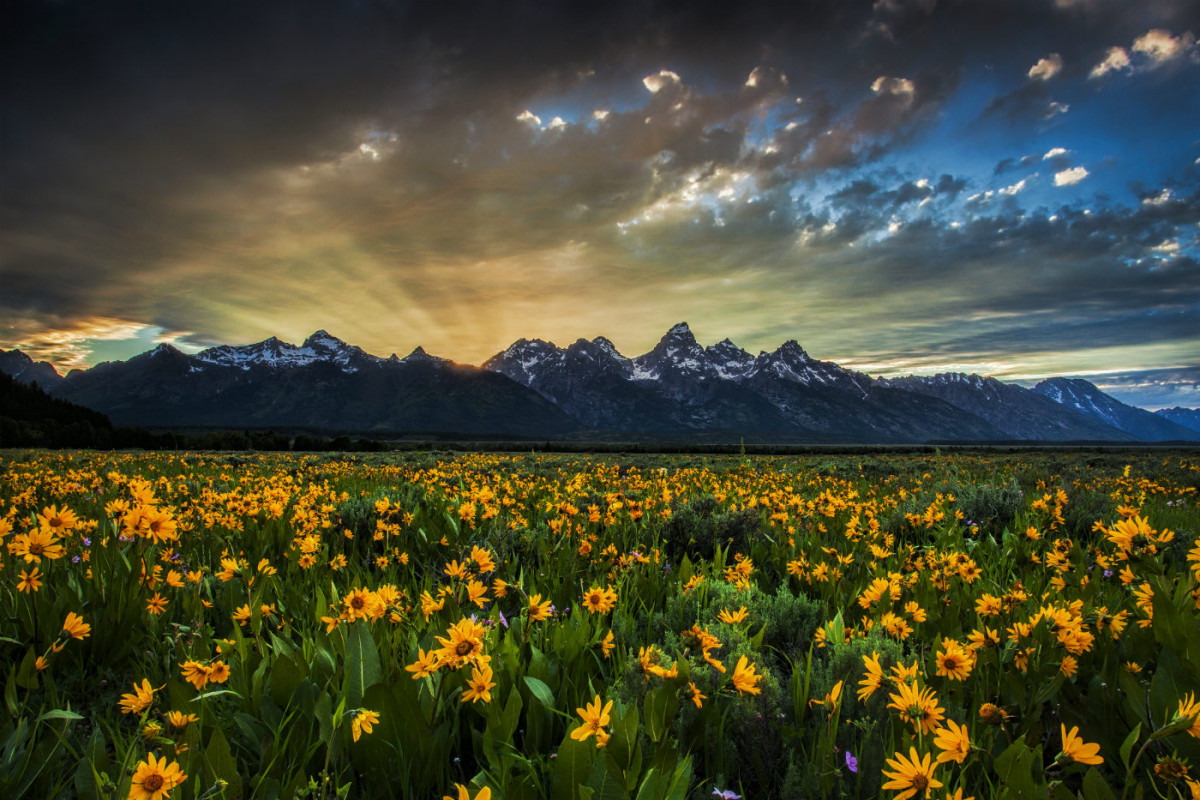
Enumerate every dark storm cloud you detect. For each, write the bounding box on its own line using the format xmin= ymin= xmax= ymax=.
xmin=1 ymin=0 xmax=1198 ymax=376
xmin=1086 ymin=367 xmax=1200 ymax=410
xmin=994 ymin=155 xmax=1041 ymax=175
xmin=980 ymin=81 xmax=1068 ymax=123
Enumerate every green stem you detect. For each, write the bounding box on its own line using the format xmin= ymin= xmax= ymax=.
xmin=1121 ymin=738 xmax=1155 ymax=800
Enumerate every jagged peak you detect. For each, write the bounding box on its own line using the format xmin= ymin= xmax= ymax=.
xmin=1035 ymin=376 xmax=1098 ymax=392
xmin=151 ymin=343 xmax=181 ymax=355
xmin=402 ymin=346 xmax=446 ymax=363
xmin=506 ymin=337 xmax=558 ymax=352
xmin=302 ymin=330 xmax=351 ymax=350
xmin=645 ymin=322 xmax=701 ymax=355
xmin=591 ymin=336 xmax=619 ymax=352
xmin=775 ymin=340 xmax=809 ymax=357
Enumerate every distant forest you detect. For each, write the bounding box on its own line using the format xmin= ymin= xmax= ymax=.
xmin=0 ymin=372 xmax=388 ymax=451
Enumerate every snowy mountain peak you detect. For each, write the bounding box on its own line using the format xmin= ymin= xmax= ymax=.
xmin=704 ymin=338 xmax=755 ymax=379
xmin=666 ymin=321 xmax=693 ymax=337
xmin=1034 ymin=377 xmax=1200 ymax=441
xmin=195 ymin=330 xmax=379 ymax=372
xmin=775 ymin=340 xmax=810 ymax=361
xmin=481 ymin=338 xmax=566 ymax=386
xmin=401 ymin=346 xmax=447 ymax=364
xmin=1033 ymin=378 xmax=1116 ymax=423
xmin=0 ymin=349 xmax=64 ymax=387
xmin=590 ymin=336 xmax=620 ymax=357
xmin=302 ymin=330 xmax=351 ymax=352
xmin=633 ymin=323 xmax=707 ymax=381
xmin=567 ymin=337 xmax=626 ymax=360
xmin=750 ymin=341 xmax=869 ymax=394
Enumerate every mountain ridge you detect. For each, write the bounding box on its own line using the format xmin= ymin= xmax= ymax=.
xmin=1 ymin=325 xmax=1196 ymax=442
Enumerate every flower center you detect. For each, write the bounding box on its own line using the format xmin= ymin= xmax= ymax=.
xmin=29 ymin=543 xmax=44 ymax=555
xmin=912 ymin=775 xmax=929 ymax=791
xmin=455 ymin=640 xmax=474 ymax=656
xmin=143 ymin=774 xmax=165 ymax=792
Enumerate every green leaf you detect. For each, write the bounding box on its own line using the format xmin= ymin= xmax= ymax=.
xmin=343 ymin=621 xmax=383 ymax=707
xmin=664 ymin=755 xmax=692 ymax=800
xmin=553 ymin=730 xmax=598 ymax=800
xmin=190 ymin=689 xmax=243 ymax=702
xmin=993 ymin=737 xmax=1038 ymax=800
xmin=524 ymin=676 xmax=555 ymax=709
xmin=1151 ymin=714 xmax=1196 ymax=740
xmin=36 ymin=709 xmax=83 ymax=722
xmin=204 ymin=725 xmax=244 ymax=799
xmin=72 ymin=727 xmax=108 ymax=800
xmin=643 ymin=686 xmax=678 ymax=744
xmin=1120 ymin=724 xmax=1141 ymax=770
xmin=634 ymin=767 xmax=667 ymax=800
xmin=607 ymin=704 xmax=641 ymax=776
xmin=1081 ymin=768 xmax=1118 ymax=800
xmin=15 ymin=648 xmax=37 ymax=690
xmin=267 ymin=654 xmax=306 ymax=707
xmin=677 ymin=555 xmax=693 ymax=586
xmin=315 ymin=692 xmax=334 ymax=746
xmin=586 ymin=753 xmax=629 ymax=800
xmin=5 ymin=667 xmax=18 ymax=717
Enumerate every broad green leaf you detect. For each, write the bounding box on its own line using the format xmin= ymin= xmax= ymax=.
xmin=344 ymin=621 xmax=383 ymax=707
xmin=204 ymin=725 xmax=244 ymax=799
xmin=524 ymin=676 xmax=555 ymax=709
xmin=553 ymin=730 xmax=597 ymax=800
xmin=643 ymin=686 xmax=678 ymax=744
xmin=1081 ymin=768 xmax=1118 ymax=800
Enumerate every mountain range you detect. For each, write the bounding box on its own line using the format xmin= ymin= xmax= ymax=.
xmin=2 ymin=324 xmax=1197 ymax=443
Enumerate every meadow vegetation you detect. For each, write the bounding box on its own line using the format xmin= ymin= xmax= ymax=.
xmin=1 ymin=448 xmax=1198 ymax=800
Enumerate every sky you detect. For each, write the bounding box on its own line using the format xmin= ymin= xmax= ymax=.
xmin=2 ymin=0 xmax=1199 ymax=409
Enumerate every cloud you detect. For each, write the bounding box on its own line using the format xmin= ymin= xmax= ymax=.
xmin=1028 ymin=53 xmax=1063 ymax=81
xmin=2 ymin=0 xmax=1197 ymax=375
xmin=1142 ymin=188 xmax=1173 ymax=206
xmin=1042 ymin=147 xmax=1073 ymax=172
xmin=1091 ymin=29 xmax=1198 ymax=80
xmin=994 ymin=154 xmax=1040 ymax=175
xmin=1086 ymin=367 xmax=1200 ymax=410
xmin=6 ymin=317 xmax=157 ymax=371
xmin=871 ymin=76 xmax=916 ymax=98
xmin=1132 ymin=29 xmax=1196 ymax=64
xmin=1054 ymin=166 xmax=1089 ymax=186
xmin=1090 ymin=46 xmax=1132 ymax=78
xmin=643 ymin=70 xmax=682 ymax=94
xmin=979 ymin=80 xmax=1066 ymax=124
xmin=998 ymin=178 xmax=1028 ymax=195
xmin=1043 ymin=101 xmax=1069 ymax=119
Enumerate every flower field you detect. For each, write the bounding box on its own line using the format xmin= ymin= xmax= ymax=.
xmin=2 ymin=448 xmax=1199 ymax=800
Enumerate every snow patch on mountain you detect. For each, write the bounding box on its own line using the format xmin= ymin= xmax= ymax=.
xmin=196 ymin=331 xmax=381 ymax=372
